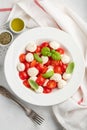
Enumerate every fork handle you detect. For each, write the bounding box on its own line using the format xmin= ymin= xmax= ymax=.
xmin=0 ymin=85 xmax=31 ymax=113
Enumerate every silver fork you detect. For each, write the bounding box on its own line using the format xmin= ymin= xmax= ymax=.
xmin=0 ymin=85 xmax=44 ymax=125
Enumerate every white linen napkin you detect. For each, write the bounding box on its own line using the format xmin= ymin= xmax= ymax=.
xmin=7 ymin=0 xmax=87 ymax=130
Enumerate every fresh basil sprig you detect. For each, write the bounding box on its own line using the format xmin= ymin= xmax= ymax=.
xmin=66 ymin=62 xmax=75 ymax=74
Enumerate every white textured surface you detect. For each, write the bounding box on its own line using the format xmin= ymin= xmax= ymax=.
xmin=0 ymin=0 xmax=87 ymax=130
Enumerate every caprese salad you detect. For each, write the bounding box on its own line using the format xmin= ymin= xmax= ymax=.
xmin=17 ymin=41 xmax=74 ymax=94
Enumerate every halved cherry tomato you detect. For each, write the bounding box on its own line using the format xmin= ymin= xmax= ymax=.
xmin=36 ymin=75 xmax=46 ymax=86
xmin=36 ymin=63 xmax=48 ymax=73
xmin=23 ymin=79 xmax=30 ymax=88
xmin=61 ymin=63 xmax=67 ymax=73
xmin=45 ymin=59 xmax=51 ymax=66
xmin=30 ymin=60 xmax=37 ymax=67
xmin=24 ymin=62 xmax=30 ymax=70
xmin=19 ymin=53 xmax=26 ymax=63
xmin=43 ymin=87 xmax=52 ymax=93
xmin=51 ymin=60 xmax=60 ymax=66
xmin=35 ymin=45 xmax=41 ymax=53
xmin=54 ymin=66 xmax=63 ymax=74
xmin=40 ymin=42 xmax=49 ymax=48
xmin=56 ymin=48 xmax=64 ymax=54
xmin=46 ymin=80 xmax=57 ymax=89
xmin=19 ymin=71 xmax=29 ymax=80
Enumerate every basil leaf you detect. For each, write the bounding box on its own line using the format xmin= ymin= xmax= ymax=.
xmin=41 ymin=47 xmax=51 ymax=57
xmin=28 ymin=79 xmax=39 ymax=90
xmin=51 ymin=50 xmax=61 ymax=60
xmin=42 ymin=70 xmax=54 ymax=78
xmin=34 ymin=53 xmax=43 ymax=63
xmin=66 ymin=62 xmax=75 ymax=74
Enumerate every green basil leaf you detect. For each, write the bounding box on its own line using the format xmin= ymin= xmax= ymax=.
xmin=51 ymin=50 xmax=61 ymax=60
xmin=66 ymin=62 xmax=75 ymax=74
xmin=34 ymin=53 xmax=43 ymax=63
xmin=41 ymin=47 xmax=51 ymax=56
xmin=28 ymin=79 xmax=39 ymax=90
xmin=42 ymin=70 xmax=54 ymax=78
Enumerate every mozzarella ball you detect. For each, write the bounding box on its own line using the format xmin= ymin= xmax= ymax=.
xmin=17 ymin=63 xmax=25 ymax=71
xmin=26 ymin=42 xmax=37 ymax=52
xmin=25 ymin=53 xmax=34 ymax=62
xmin=61 ymin=54 xmax=70 ymax=64
xmin=50 ymin=73 xmax=61 ymax=82
xmin=58 ymin=79 xmax=67 ymax=89
xmin=47 ymin=67 xmax=54 ymax=72
xmin=35 ymin=86 xmax=43 ymax=93
xmin=63 ymin=73 xmax=71 ymax=80
xmin=27 ymin=67 xmax=39 ymax=77
xmin=41 ymin=56 xmax=48 ymax=64
xmin=29 ymin=76 xmax=37 ymax=81
xmin=49 ymin=41 xmax=60 ymax=50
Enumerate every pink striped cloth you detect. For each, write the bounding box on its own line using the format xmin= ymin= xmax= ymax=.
xmin=3 ymin=0 xmax=87 ymax=130
xmin=0 ymin=8 xmax=12 ymax=12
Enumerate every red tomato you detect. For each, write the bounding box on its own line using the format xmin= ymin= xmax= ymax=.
xmin=43 ymin=87 xmax=52 ymax=93
xmin=51 ymin=60 xmax=60 ymax=66
xmin=45 ymin=59 xmax=51 ymax=66
xmin=35 ymin=45 xmax=41 ymax=53
xmin=36 ymin=64 xmax=48 ymax=73
xmin=40 ymin=42 xmax=49 ymax=48
xmin=62 ymin=64 xmax=67 ymax=73
xmin=56 ymin=48 xmax=64 ymax=54
xmin=54 ymin=66 xmax=63 ymax=74
xmin=24 ymin=62 xmax=30 ymax=70
xmin=30 ymin=60 xmax=37 ymax=67
xmin=46 ymin=80 xmax=57 ymax=89
xmin=23 ymin=79 xmax=30 ymax=88
xmin=19 ymin=71 xmax=29 ymax=80
xmin=36 ymin=75 xmax=46 ymax=86
xmin=19 ymin=53 xmax=26 ymax=63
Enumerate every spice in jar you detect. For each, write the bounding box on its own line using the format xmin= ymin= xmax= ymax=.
xmin=0 ymin=31 xmax=12 ymax=45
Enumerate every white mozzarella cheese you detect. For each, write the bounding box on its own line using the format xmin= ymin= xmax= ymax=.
xmin=61 ymin=54 xmax=70 ymax=64
xmin=58 ymin=79 xmax=67 ymax=89
xmin=41 ymin=56 xmax=48 ymax=64
xmin=50 ymin=73 xmax=61 ymax=82
xmin=29 ymin=76 xmax=37 ymax=81
xmin=63 ymin=73 xmax=71 ymax=80
xmin=26 ymin=42 xmax=37 ymax=52
xmin=35 ymin=86 xmax=43 ymax=93
xmin=27 ymin=67 xmax=39 ymax=77
xmin=17 ymin=63 xmax=25 ymax=71
xmin=25 ymin=53 xmax=34 ymax=62
xmin=49 ymin=41 xmax=60 ymax=50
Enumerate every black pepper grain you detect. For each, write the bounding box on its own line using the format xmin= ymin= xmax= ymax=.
xmin=0 ymin=32 xmax=12 ymax=45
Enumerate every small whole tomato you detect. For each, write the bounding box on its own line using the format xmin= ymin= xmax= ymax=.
xmin=36 ymin=75 xmax=46 ymax=86
xmin=19 ymin=71 xmax=29 ymax=80
xmin=23 ymin=79 xmax=30 ymax=88
xmin=35 ymin=45 xmax=41 ymax=53
xmin=43 ymin=87 xmax=52 ymax=93
xmin=40 ymin=41 xmax=49 ymax=48
xmin=46 ymin=80 xmax=57 ymax=89
xmin=19 ymin=53 xmax=26 ymax=63
xmin=56 ymin=48 xmax=64 ymax=54
xmin=24 ymin=62 xmax=30 ymax=70
xmin=54 ymin=65 xmax=63 ymax=74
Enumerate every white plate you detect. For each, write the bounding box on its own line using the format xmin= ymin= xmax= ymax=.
xmin=4 ymin=27 xmax=85 ymax=106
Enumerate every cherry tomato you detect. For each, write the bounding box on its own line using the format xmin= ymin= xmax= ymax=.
xmin=56 ymin=48 xmax=64 ymax=54
xmin=24 ymin=62 xmax=30 ymax=70
xmin=40 ymin=42 xmax=49 ymax=48
xmin=45 ymin=59 xmax=51 ymax=66
xmin=62 ymin=64 xmax=67 ymax=73
xmin=36 ymin=64 xmax=48 ymax=73
xmin=51 ymin=60 xmax=60 ymax=66
xmin=35 ymin=45 xmax=41 ymax=53
xmin=43 ymin=87 xmax=52 ymax=93
xmin=36 ymin=75 xmax=46 ymax=86
xmin=30 ymin=60 xmax=37 ymax=67
xmin=23 ymin=79 xmax=30 ymax=88
xmin=46 ymin=80 xmax=57 ymax=89
xmin=19 ymin=53 xmax=26 ymax=63
xmin=19 ymin=71 xmax=29 ymax=80
xmin=54 ymin=66 xmax=62 ymax=74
